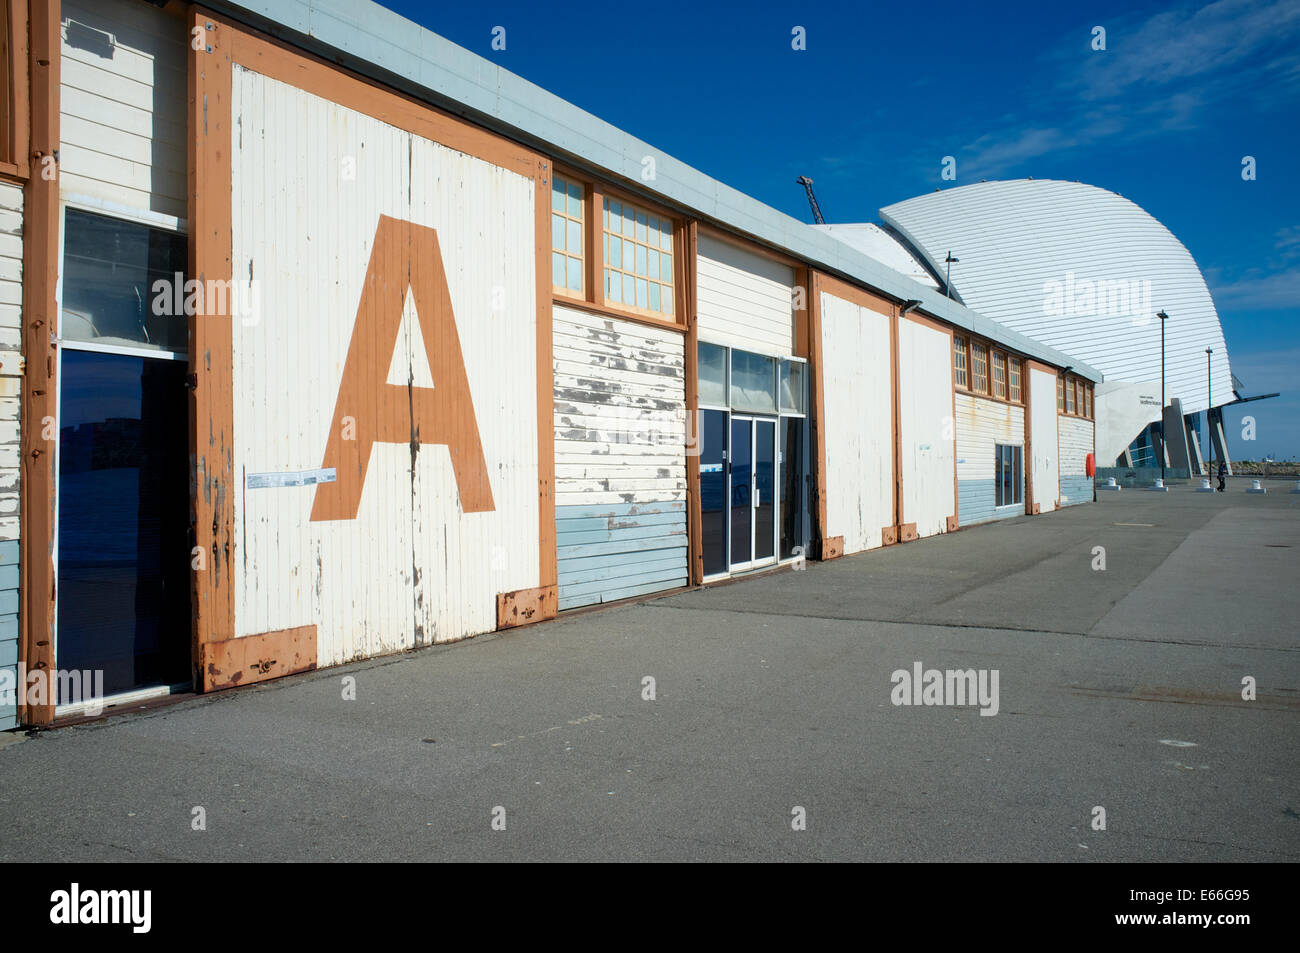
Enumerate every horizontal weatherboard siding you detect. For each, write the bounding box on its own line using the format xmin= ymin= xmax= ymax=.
xmin=956 ymin=393 xmax=1025 ymax=527
xmin=1059 ymin=416 xmax=1094 ymax=506
xmin=554 ymin=308 xmax=688 ymax=609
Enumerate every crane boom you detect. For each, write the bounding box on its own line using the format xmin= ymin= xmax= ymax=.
xmin=796 ymin=175 xmax=825 ymax=225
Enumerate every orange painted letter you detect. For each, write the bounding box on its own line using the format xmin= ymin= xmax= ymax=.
xmin=312 ymin=215 xmax=494 ymax=521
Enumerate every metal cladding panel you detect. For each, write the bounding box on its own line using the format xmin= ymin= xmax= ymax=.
xmin=230 ymin=68 xmax=540 ymax=665
xmin=552 ymin=306 xmax=687 ymax=609
xmin=882 ymin=180 xmax=1229 ymax=416
xmin=1059 ymin=416 xmax=1094 ymax=506
xmin=955 ymin=393 xmax=1025 ymax=526
xmin=60 ymin=0 xmax=188 ymax=218
xmin=819 ymin=291 xmax=892 ymax=555
xmin=898 ymin=319 xmax=955 ymax=538
xmin=1029 ymin=369 xmax=1060 ymax=509
xmin=813 ymin=224 xmax=940 ymax=290
xmin=696 ymin=234 xmax=795 ymax=358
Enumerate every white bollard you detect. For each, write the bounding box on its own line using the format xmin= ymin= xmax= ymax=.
xmin=1246 ymin=479 xmax=1267 ymax=495
xmin=1291 ymin=480 xmax=1300 ymax=495
xmin=1099 ymin=476 xmax=1121 ymax=491
xmin=1149 ymin=478 xmax=1169 ymax=492
xmin=1196 ymin=478 xmax=1214 ymax=493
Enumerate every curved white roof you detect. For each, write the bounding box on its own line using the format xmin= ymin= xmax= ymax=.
xmin=880 ymin=179 xmax=1232 ymax=418
xmin=811 ymin=224 xmax=940 ymax=290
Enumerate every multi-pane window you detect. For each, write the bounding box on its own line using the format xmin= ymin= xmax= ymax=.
xmin=1057 ymin=376 xmax=1065 ymax=412
xmin=992 ymin=350 xmax=1007 ymax=399
xmin=551 ymin=175 xmax=584 ymax=293
xmin=1084 ymin=384 xmax=1092 ymax=419
xmin=1009 ymin=356 xmax=1022 ymax=403
xmin=1065 ymin=377 xmax=1076 ymax=414
xmin=603 ymin=196 xmax=674 ymax=316
xmin=971 ymin=342 xmax=989 ymax=394
xmin=953 ymin=335 xmax=968 ymax=388
xmin=995 ymin=444 xmax=1023 ymax=507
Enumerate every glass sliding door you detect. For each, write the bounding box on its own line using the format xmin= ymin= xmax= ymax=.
xmin=729 ymin=416 xmax=753 ymax=571
xmin=780 ymin=416 xmax=808 ymax=560
xmin=754 ymin=418 xmax=776 ymax=563
xmin=700 ymin=409 xmax=728 ymax=576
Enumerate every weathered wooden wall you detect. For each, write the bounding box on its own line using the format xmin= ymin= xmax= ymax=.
xmin=229 ymin=65 xmax=541 ymax=666
xmin=1058 ymin=415 xmax=1094 ymax=505
xmin=955 ymin=392 xmax=1025 ymax=526
xmin=553 ymin=305 xmax=687 ymax=609
xmin=696 ymin=232 xmax=794 ymax=358
xmin=897 ymin=316 xmax=955 ymax=539
xmin=0 ymin=180 xmax=19 ymax=729
xmin=1029 ymin=367 xmax=1060 ymax=510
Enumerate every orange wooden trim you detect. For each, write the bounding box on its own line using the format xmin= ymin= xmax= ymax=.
xmin=3 ymin=0 xmax=29 ymax=175
xmin=0 ymin=160 xmax=22 ymax=179
xmin=1023 ymin=359 xmax=1057 ymax=376
xmin=899 ymin=522 xmax=918 ymax=543
xmin=228 ymin=25 xmax=536 ymax=180
xmin=200 ymin=625 xmax=318 ymax=692
xmin=808 ymin=272 xmax=829 ymax=550
xmin=900 ymin=308 xmax=950 ymax=336
xmin=535 ymin=159 xmax=557 ymax=591
xmin=600 ymin=180 xmax=682 ymax=227
xmin=814 ymin=271 xmax=893 ymax=316
xmin=793 ymin=265 xmax=810 ymax=360
xmin=819 ymin=535 xmax=844 ymax=560
xmin=696 ymin=221 xmax=804 ymax=271
xmin=950 ymin=326 xmax=958 ymax=531
xmin=1032 ymin=503 xmax=1041 ymax=515
xmin=551 ymin=295 xmax=685 ymax=335
xmin=188 ymin=9 xmax=236 ymax=674
xmin=586 ymin=179 xmax=604 ymax=306
xmin=946 ymin=515 xmax=958 ymax=532
xmin=881 ymin=526 xmax=898 ymax=546
xmin=889 ymin=305 xmax=902 ymax=533
xmin=682 ymin=220 xmax=703 ymax=586
xmin=1023 ymin=356 xmax=1035 ymax=515
xmin=17 ymin=0 xmax=58 ymax=726
xmin=497 ymin=585 xmax=557 ymax=629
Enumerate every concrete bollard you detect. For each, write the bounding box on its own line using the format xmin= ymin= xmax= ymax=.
xmin=1196 ymin=478 xmax=1214 ymax=493
xmin=1149 ymin=478 xmax=1168 ymax=492
xmin=1246 ymin=479 xmax=1267 ymax=495
xmin=1099 ymin=476 xmax=1121 ymax=491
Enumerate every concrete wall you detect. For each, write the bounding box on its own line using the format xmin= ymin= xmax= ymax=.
xmin=956 ymin=393 xmax=1025 ymax=526
xmin=1029 ymin=368 xmax=1059 ymax=510
xmin=819 ymin=290 xmax=892 ymax=555
xmin=897 ymin=317 xmax=955 ymax=538
xmin=60 ymin=0 xmax=187 ymax=217
xmin=229 ymin=66 xmax=541 ymax=665
xmin=0 ymin=181 xmax=19 ymax=730
xmin=553 ymin=306 xmax=687 ymax=609
xmin=1059 ymin=414 xmax=1094 ymax=506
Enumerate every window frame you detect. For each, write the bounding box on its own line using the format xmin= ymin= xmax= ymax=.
xmin=953 ymin=334 xmax=968 ymax=389
xmin=971 ymin=341 xmax=989 ymax=395
xmin=0 ymin=0 xmax=28 ymax=177
xmin=549 ymin=164 xmax=685 ymax=333
xmin=1057 ymin=372 xmax=1094 ymax=420
xmin=550 ymin=172 xmax=586 ymax=299
xmin=1008 ymin=356 xmax=1022 ymax=403
xmin=601 ymin=190 xmax=676 ymax=321
xmin=994 ymin=443 xmax=1024 ymax=507
xmin=991 ymin=349 xmax=1007 ymax=399
xmin=953 ymin=333 xmax=1024 ymax=406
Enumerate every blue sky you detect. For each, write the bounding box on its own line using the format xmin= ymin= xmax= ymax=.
xmin=389 ymin=0 xmax=1299 ymax=460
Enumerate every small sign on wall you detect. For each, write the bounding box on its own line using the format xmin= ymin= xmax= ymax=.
xmin=246 ymin=468 xmax=337 ymax=489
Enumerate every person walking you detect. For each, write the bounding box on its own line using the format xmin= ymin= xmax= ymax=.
xmin=1217 ymin=461 xmax=1227 ymax=492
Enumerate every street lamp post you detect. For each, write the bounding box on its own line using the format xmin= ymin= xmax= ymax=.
xmin=1157 ymin=311 xmax=1168 ymax=483
xmin=1206 ymin=347 xmax=1213 ymax=479
xmin=944 ymin=252 xmax=959 ymax=300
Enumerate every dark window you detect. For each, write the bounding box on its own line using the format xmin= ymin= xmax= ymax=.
xmin=995 ymin=444 xmax=1023 ymax=507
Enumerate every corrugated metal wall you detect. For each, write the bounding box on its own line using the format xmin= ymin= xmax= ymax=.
xmin=1029 ymin=368 xmax=1059 ymax=509
xmin=553 ymin=306 xmax=687 ymax=609
xmin=956 ymin=393 xmax=1025 ymax=526
xmin=1059 ymin=416 xmax=1094 ymax=505
xmin=819 ymin=290 xmax=892 ymax=554
xmin=0 ymin=182 xmax=19 ymax=730
xmin=230 ymin=67 xmax=540 ymax=666
xmin=697 ymin=233 xmax=794 ymax=358
xmin=60 ymin=0 xmax=187 ymax=218
xmin=898 ymin=318 xmax=955 ymax=538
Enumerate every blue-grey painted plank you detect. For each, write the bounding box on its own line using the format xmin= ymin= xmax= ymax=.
xmin=0 ymin=565 xmax=17 ymax=590
xmin=558 ymin=546 xmax=689 ymax=578
xmin=554 ymin=500 xmax=686 ymax=521
xmin=561 ymin=564 xmax=688 ymax=600
xmin=0 ymin=613 xmax=15 ymax=642
xmin=1059 ymin=476 xmax=1092 ymax=505
xmin=558 ymin=535 xmax=688 ymax=560
xmin=0 ymin=539 xmax=16 ymax=565
xmin=958 ymin=479 xmax=1023 ymax=527
xmin=0 ymin=590 xmax=15 ymax=616
xmin=558 ymin=554 xmax=686 ymax=586
xmin=556 ymin=511 xmax=686 ymax=532
xmin=0 ymin=639 xmax=16 ymax=668
xmin=557 ymin=522 xmax=687 ymax=548
xmin=559 ymin=575 xmax=689 ymax=611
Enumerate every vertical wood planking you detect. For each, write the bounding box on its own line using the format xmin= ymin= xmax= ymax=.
xmin=1028 ymin=367 xmax=1060 ymax=510
xmin=896 ymin=315 xmax=956 ymax=539
xmin=681 ymin=220 xmax=701 ymax=585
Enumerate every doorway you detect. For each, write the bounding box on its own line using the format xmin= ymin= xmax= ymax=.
xmin=729 ymin=415 xmax=776 ymax=571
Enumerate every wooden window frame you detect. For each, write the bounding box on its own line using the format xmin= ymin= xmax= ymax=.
xmin=953 ymin=334 xmax=968 ymax=389
xmin=1057 ymin=373 xmax=1094 ymax=420
xmin=550 ymin=172 xmax=586 ymax=299
xmin=1008 ymin=355 xmax=1022 ymax=403
xmin=992 ymin=349 xmax=1007 ymax=399
xmin=0 ymin=0 xmax=30 ymax=178
xmin=971 ymin=341 xmax=989 ymax=395
xmin=549 ymin=163 xmax=685 ymax=334
xmin=601 ymin=189 xmax=675 ymax=321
